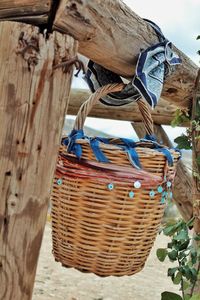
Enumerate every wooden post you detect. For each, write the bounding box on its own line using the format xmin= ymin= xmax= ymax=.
xmin=0 ymin=21 xmax=77 ymax=299
xmin=189 ymin=70 xmax=200 ymax=296
xmin=192 ymin=70 xmax=200 ymax=235
xmin=54 ymin=0 xmax=198 ymax=109
xmin=0 ymin=1 xmax=52 ymax=25
xmin=133 ymin=122 xmax=193 ymax=222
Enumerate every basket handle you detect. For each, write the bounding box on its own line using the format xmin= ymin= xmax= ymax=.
xmin=73 ymin=83 xmax=154 ymax=136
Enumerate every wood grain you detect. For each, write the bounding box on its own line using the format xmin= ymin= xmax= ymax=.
xmin=0 ymin=0 xmax=52 ymax=24
xmin=0 ymin=21 xmax=77 ymax=300
xmin=54 ymin=0 xmax=198 ymax=109
xmin=133 ymin=122 xmax=193 ymax=222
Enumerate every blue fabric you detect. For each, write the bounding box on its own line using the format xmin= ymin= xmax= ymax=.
xmin=65 ymin=129 xmax=84 ymax=159
xmin=132 ymin=19 xmax=181 ymax=108
xmin=85 ymin=60 xmax=140 ymax=106
xmin=64 ymin=130 xmax=180 ymax=168
xmin=89 ymin=138 xmax=109 ymax=162
xmin=144 ymin=134 xmax=157 ymax=142
xmin=84 ymin=19 xmax=181 ymax=109
xmin=120 ymin=138 xmax=141 ymax=169
xmin=156 ymin=148 xmax=174 ymax=166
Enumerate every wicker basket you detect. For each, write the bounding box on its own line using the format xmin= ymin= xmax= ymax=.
xmin=51 ymin=83 xmax=180 ymax=277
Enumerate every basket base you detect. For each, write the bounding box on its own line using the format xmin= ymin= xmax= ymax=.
xmin=54 ymin=256 xmax=145 ymax=277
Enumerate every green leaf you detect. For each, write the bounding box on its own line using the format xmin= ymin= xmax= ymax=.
xmin=197 ymin=35 xmax=200 ymax=40
xmin=173 ymin=272 xmax=182 ymax=284
xmin=174 ymin=135 xmax=191 ymax=150
xmin=156 ymin=248 xmax=168 ymax=262
xmin=184 ymin=296 xmax=191 ymax=300
xmin=163 ymin=221 xmax=183 ymax=236
xmin=182 ymin=280 xmax=190 ymax=291
xmin=190 ymin=268 xmax=198 ymax=281
xmin=161 ymin=291 xmax=182 ymax=300
xmin=167 ymin=242 xmax=173 ymax=249
xmin=174 ymin=229 xmax=189 ymax=242
xmin=168 ymin=250 xmax=178 ymax=261
xmin=178 ymin=239 xmax=190 ymax=251
xmin=191 ymin=249 xmax=198 ymax=265
xmin=168 ymin=267 xmax=178 ymax=277
xmin=171 ymin=109 xmax=190 ymax=127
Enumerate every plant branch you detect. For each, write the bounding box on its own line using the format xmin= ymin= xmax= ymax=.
xmin=190 ymin=261 xmax=200 ymax=297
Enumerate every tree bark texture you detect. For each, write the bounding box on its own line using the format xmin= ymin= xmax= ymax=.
xmin=0 ymin=1 xmax=52 ymax=25
xmin=68 ymin=89 xmax=189 ymax=126
xmin=54 ymin=0 xmax=198 ymax=109
xmin=0 ymin=21 xmax=77 ymax=300
xmin=192 ymin=71 xmax=200 ymax=235
xmin=133 ymin=122 xmax=193 ymax=222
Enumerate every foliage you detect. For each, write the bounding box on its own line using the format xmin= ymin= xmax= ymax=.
xmin=171 ymin=109 xmax=190 ymax=128
xmin=157 ymin=219 xmax=200 ymax=300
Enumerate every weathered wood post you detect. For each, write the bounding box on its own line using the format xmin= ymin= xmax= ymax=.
xmin=54 ymin=0 xmax=198 ymax=109
xmin=192 ymin=70 xmax=200 ymax=235
xmin=0 ymin=1 xmax=52 ymax=24
xmin=0 ymin=21 xmax=77 ymax=299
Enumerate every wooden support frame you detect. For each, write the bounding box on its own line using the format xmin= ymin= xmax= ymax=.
xmin=0 ymin=1 xmax=52 ymax=25
xmin=132 ymin=122 xmax=193 ymax=222
xmin=0 ymin=21 xmax=77 ymax=300
xmin=54 ymin=0 xmax=198 ymax=109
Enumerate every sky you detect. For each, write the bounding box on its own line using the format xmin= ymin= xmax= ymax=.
xmin=68 ymin=0 xmax=200 ymax=141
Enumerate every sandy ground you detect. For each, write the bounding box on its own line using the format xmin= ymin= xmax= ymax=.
xmin=33 ymin=222 xmax=180 ymax=300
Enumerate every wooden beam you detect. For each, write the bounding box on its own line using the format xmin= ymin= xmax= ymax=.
xmin=68 ymin=89 xmax=188 ymax=126
xmin=0 ymin=22 xmax=77 ymax=299
xmin=54 ymin=0 xmax=198 ymax=109
xmin=132 ymin=122 xmax=193 ymax=222
xmin=0 ymin=1 xmax=52 ymax=24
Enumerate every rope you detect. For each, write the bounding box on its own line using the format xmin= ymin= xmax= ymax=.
xmin=73 ymin=84 xmax=125 ymax=130
xmin=73 ymin=83 xmax=154 ymax=136
xmin=137 ymin=99 xmax=154 ymax=135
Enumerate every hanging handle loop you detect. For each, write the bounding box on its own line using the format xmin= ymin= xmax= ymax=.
xmin=73 ymin=83 xmax=154 ymax=136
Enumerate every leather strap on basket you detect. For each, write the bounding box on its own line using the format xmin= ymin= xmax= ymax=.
xmin=73 ymin=83 xmax=154 ymax=136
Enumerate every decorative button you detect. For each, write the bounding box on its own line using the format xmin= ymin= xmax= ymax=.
xmin=157 ymin=186 xmax=163 ymax=193
xmin=57 ymin=179 xmax=63 ymax=185
xmin=167 ymin=181 xmax=172 ymax=188
xmin=161 ymin=197 xmax=165 ymax=204
xmin=107 ymin=183 xmax=114 ymax=190
xmin=149 ymin=190 xmax=155 ymax=198
xmin=134 ymin=181 xmax=141 ymax=189
xmin=129 ymin=191 xmax=135 ymax=199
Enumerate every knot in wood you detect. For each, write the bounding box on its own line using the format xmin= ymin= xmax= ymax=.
xmin=16 ymin=31 xmax=40 ymax=71
xmin=7 ymin=194 xmax=18 ymax=216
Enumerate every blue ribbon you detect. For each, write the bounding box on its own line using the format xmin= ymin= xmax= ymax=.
xmin=65 ymin=129 xmax=84 ymax=159
xmin=120 ymin=138 xmax=142 ymax=169
xmin=89 ymin=138 xmax=109 ymax=163
xmin=63 ymin=130 xmax=180 ymax=168
xmin=141 ymin=135 xmax=181 ymax=166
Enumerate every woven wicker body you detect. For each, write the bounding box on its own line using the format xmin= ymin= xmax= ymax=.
xmin=51 ymin=84 xmax=180 ymax=277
